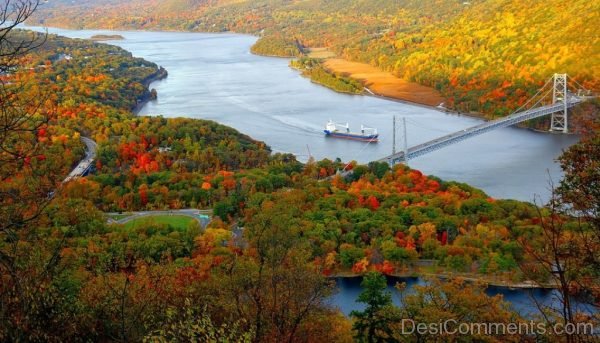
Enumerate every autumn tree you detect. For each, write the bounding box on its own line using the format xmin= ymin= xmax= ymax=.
xmin=0 ymin=1 xmax=72 ymax=340
xmin=220 ymin=190 xmax=338 ymax=343
xmin=144 ymin=301 xmax=254 ymax=343
xmin=517 ymin=113 xmax=599 ymax=342
xmin=0 ymin=0 xmax=49 ymax=233
xmin=0 ymin=0 xmax=53 ymax=238
xmin=398 ymin=278 xmax=522 ymax=342
xmin=520 ymin=188 xmax=599 ymax=342
xmin=557 ymin=116 xmax=600 ymax=279
xmin=558 ymin=119 xmax=599 ymax=223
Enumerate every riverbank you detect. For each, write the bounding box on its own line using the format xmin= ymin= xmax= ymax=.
xmin=288 ymin=56 xmax=467 ymax=116
xmin=331 ymin=270 xmax=558 ymax=289
xmin=133 ymin=66 xmax=168 ymax=114
xmin=287 ymin=55 xmax=495 ymax=123
xmin=290 ymin=58 xmax=364 ymax=95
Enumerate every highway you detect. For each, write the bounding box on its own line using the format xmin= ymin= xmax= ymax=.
xmin=63 ymin=137 xmax=97 ymax=183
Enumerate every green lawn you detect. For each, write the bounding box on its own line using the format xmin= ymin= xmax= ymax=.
xmin=122 ymin=215 xmax=197 ymax=231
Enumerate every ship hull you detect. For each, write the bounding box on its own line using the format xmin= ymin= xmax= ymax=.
xmin=324 ymin=130 xmax=379 ymax=142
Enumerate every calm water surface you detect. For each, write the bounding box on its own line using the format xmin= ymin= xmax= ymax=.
xmin=332 ymin=277 xmax=596 ymax=317
xmin=29 ymin=27 xmax=579 ymax=202
xmin=25 ymin=26 xmax=589 ymax=315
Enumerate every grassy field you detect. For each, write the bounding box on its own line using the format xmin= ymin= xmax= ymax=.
xmin=323 ymin=59 xmax=445 ymax=107
xmin=122 ymin=215 xmax=197 ymax=230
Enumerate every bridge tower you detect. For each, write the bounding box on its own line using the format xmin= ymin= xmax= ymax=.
xmin=550 ymin=73 xmax=568 ymax=133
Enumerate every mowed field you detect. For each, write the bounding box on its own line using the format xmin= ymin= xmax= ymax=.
xmin=323 ymin=59 xmax=445 ymax=107
xmin=122 ymin=215 xmax=197 ymax=230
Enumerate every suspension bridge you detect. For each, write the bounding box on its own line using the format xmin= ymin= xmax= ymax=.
xmin=378 ymin=74 xmax=594 ymax=165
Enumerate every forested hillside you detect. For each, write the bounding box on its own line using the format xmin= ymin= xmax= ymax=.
xmin=1 ymin=2 xmax=597 ymax=340
xmin=32 ymin=0 xmax=599 ymax=118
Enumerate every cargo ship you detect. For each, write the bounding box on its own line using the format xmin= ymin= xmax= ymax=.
xmin=324 ymin=120 xmax=379 ymax=142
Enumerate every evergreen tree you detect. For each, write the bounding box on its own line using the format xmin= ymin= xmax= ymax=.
xmin=350 ymin=272 xmax=400 ymax=343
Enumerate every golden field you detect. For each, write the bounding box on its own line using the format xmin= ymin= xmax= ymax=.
xmin=323 ymin=59 xmax=445 ymax=107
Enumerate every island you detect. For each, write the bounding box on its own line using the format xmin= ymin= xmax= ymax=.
xmin=89 ymin=34 xmax=125 ymax=41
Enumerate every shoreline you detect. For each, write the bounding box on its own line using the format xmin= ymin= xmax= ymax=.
xmin=322 ymin=58 xmax=445 ymax=108
xmin=250 ymin=49 xmax=296 ymax=59
xmin=289 ymin=61 xmax=364 ymax=95
xmin=133 ymin=66 xmax=168 ymax=115
xmin=330 ymin=271 xmax=558 ymax=290
xmin=90 ymin=34 xmax=125 ymax=41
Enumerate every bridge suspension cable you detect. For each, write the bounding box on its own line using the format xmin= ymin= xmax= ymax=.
xmin=404 ymin=118 xmax=454 ymax=134
xmin=510 ymin=75 xmax=554 ymax=114
xmin=567 ymin=77 xmax=594 ymax=96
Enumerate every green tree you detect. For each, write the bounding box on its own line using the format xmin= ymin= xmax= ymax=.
xmin=339 ymin=245 xmax=365 ymax=268
xmin=214 ymin=198 xmax=236 ymax=221
xmin=368 ymin=161 xmax=390 ymax=179
xmin=222 ymin=191 xmax=336 ymax=342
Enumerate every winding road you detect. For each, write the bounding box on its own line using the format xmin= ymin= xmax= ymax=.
xmin=63 ymin=136 xmax=97 ymax=183
xmin=62 ymin=138 xmax=213 ymax=228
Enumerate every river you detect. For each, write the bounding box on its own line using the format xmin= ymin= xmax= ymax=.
xmin=26 ymin=26 xmax=587 ymax=316
xmin=28 ymin=27 xmax=580 ymax=203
